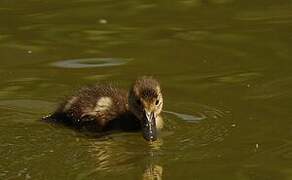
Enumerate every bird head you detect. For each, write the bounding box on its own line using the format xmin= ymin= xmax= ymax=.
xmin=128 ymin=76 xmax=163 ymax=141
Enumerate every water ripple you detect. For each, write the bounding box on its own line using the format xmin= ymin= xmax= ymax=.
xmin=163 ymin=110 xmax=206 ymax=122
xmin=51 ymin=58 xmax=132 ymax=69
xmin=245 ymin=77 xmax=292 ymax=100
xmin=161 ymin=102 xmax=233 ymax=160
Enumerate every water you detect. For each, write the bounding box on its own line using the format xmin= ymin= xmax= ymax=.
xmin=1 ymin=0 xmax=292 ymax=179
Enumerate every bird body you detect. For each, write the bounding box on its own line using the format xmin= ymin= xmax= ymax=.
xmin=45 ymin=77 xmax=163 ymax=141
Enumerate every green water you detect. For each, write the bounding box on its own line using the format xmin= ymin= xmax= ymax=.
xmin=1 ymin=0 xmax=292 ymax=179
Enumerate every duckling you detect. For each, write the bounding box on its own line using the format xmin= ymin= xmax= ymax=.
xmin=45 ymin=76 xmax=163 ymax=141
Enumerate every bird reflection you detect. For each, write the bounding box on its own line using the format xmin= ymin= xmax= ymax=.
xmin=88 ymin=136 xmax=164 ymax=179
xmin=142 ymin=140 xmax=163 ymax=180
xmin=143 ymin=164 xmax=163 ymax=180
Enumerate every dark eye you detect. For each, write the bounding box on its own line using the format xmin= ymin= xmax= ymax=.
xmin=155 ymin=100 xmax=159 ymax=106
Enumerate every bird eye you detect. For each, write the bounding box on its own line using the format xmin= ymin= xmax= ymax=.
xmin=155 ymin=100 xmax=159 ymax=106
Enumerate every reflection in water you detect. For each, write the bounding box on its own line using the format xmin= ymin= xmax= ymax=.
xmin=51 ymin=58 xmax=132 ymax=69
xmin=143 ymin=164 xmax=163 ymax=180
xmin=142 ymin=141 xmax=163 ymax=180
xmin=88 ymin=136 xmax=164 ymax=179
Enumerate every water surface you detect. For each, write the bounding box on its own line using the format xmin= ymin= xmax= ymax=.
xmin=0 ymin=0 xmax=292 ymax=179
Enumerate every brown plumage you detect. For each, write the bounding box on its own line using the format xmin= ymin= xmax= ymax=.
xmin=44 ymin=76 xmax=163 ymax=141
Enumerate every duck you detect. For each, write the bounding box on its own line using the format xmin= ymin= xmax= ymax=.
xmin=44 ymin=76 xmax=163 ymax=141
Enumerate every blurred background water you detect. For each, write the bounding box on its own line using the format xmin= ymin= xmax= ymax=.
xmin=0 ymin=0 xmax=292 ymax=179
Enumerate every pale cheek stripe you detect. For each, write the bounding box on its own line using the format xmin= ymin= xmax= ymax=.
xmin=94 ymin=97 xmax=113 ymax=112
